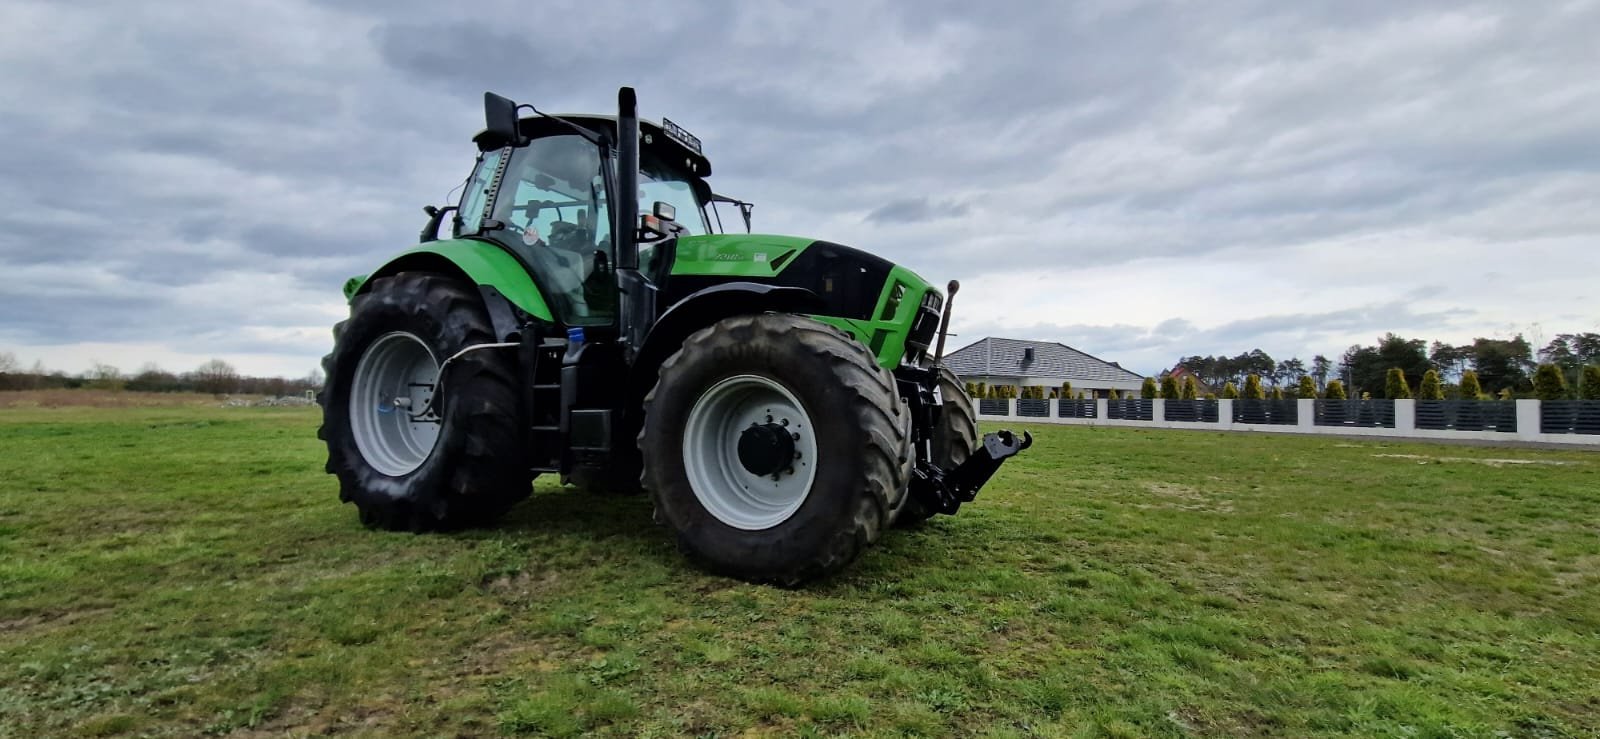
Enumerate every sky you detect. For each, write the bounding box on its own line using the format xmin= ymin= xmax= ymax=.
xmin=2 ymin=0 xmax=1597 ymax=379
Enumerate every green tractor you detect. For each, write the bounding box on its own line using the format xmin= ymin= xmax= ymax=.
xmin=318 ymin=88 xmax=1029 ymax=584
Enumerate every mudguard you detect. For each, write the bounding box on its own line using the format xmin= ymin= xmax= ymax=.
xmin=343 ymin=239 xmax=555 ymax=325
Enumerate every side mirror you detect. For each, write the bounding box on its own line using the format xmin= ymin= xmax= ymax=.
xmin=652 ymin=201 xmax=676 ymax=221
xmin=419 ymin=205 xmax=457 ymax=243
xmin=483 ymin=92 xmax=521 ymax=145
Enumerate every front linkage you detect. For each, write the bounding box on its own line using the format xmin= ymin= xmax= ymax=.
xmin=898 ymin=278 xmax=1032 ymax=517
xmin=912 ymin=429 xmax=1032 ymax=515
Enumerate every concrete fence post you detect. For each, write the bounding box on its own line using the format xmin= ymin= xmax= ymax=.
xmin=1048 ymin=398 xmax=1058 ymax=420
xmin=1095 ymin=398 xmax=1108 ymax=422
xmin=1151 ymin=398 xmax=1165 ymax=423
xmin=1516 ymin=399 xmax=1541 ymax=441
xmin=1297 ymin=398 xmax=1315 ymax=431
xmin=1217 ymin=399 xmax=1234 ymax=430
xmin=1395 ymin=399 xmax=1416 ymax=434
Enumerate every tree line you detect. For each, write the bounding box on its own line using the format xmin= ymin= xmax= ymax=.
xmin=0 ymin=352 xmax=323 ymax=397
xmin=1174 ymin=332 xmax=1600 ymax=401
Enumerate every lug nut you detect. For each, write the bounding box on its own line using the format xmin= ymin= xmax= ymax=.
xmin=780 ymin=418 xmax=789 ymax=426
xmin=791 ymin=432 xmax=800 ymax=441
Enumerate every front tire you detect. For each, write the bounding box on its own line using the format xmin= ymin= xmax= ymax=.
xmin=640 ymin=314 xmax=910 ymax=585
xmin=318 ymin=273 xmax=532 ymax=531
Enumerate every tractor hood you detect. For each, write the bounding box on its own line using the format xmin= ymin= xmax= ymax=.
xmin=668 ymin=233 xmax=937 ymax=321
xmin=664 ymin=233 xmax=943 ymax=368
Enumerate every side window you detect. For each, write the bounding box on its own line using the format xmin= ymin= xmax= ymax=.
xmin=455 ymin=148 xmax=504 ymax=236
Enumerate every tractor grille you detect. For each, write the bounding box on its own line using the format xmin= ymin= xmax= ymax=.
xmin=905 ymin=302 xmax=940 ymax=358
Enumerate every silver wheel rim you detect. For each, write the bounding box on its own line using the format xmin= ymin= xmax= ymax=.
xmin=349 ymin=331 xmax=441 ymax=477
xmin=682 ymin=374 xmax=819 ymax=530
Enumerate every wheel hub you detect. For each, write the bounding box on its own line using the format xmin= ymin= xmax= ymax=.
xmin=737 ymin=422 xmax=796 ymax=477
xmin=681 ymin=374 xmax=818 ymax=530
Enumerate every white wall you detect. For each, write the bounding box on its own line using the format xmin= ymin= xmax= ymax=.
xmin=981 ymin=398 xmax=1600 ymax=447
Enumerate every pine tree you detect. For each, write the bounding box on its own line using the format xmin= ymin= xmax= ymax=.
xmin=1222 ymin=381 xmax=1239 ymax=399
xmin=1324 ymin=379 xmax=1347 ymax=400
xmin=1418 ymin=369 xmax=1444 ymax=400
xmin=1160 ymin=375 xmax=1179 ymax=399
xmin=1110 ymin=389 xmax=1121 ymax=400
xmin=1385 ymin=368 xmax=1412 ymax=399
xmin=1060 ymin=381 xmax=1072 ymax=398
xmin=1140 ymin=377 xmax=1159 ymax=399
xmin=1581 ymin=365 xmax=1600 ymax=401
xmin=1532 ymin=363 xmax=1568 ymax=401
xmin=1243 ymin=374 xmax=1265 ymax=399
xmin=1181 ymin=376 xmax=1199 ymax=400
xmin=1458 ymin=371 xmax=1483 ymax=400
xmin=1297 ymin=375 xmax=1317 ymax=399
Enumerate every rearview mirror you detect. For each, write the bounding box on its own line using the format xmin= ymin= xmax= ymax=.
xmin=653 ymin=201 xmax=676 ymax=222
xmin=483 ymin=92 xmax=521 ymax=145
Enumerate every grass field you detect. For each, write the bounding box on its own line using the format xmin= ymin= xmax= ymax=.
xmin=1 ymin=404 xmax=1597 ymax=737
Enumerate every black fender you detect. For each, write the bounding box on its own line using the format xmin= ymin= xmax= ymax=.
xmin=634 ymin=282 xmax=824 ymax=382
xmin=622 ymin=283 xmax=823 ymax=432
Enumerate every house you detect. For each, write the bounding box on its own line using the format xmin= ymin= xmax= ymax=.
xmin=1165 ymin=364 xmax=1212 ymax=395
xmin=942 ymin=337 xmax=1147 ymax=398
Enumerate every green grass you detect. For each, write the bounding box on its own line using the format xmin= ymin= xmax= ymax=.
xmin=1 ymin=405 xmax=1597 ymax=737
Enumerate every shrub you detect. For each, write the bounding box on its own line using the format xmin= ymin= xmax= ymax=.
xmin=1181 ymin=376 xmax=1199 ymax=400
xmin=1582 ymin=365 xmax=1600 ymax=400
xmin=1498 ymin=387 xmax=1513 ymax=401
xmin=1060 ymin=381 xmax=1072 ymax=398
xmin=1418 ymin=369 xmax=1444 ymax=400
xmin=1077 ymin=391 xmax=1087 ymax=400
xmin=1361 ymin=391 xmax=1372 ymax=401
xmin=1109 ymin=389 xmax=1121 ymax=400
xmin=1385 ymin=368 xmax=1411 ymax=399
xmin=1221 ymin=381 xmax=1239 ymax=399
xmin=1324 ymin=379 xmax=1347 ymax=400
xmin=1160 ymin=375 xmax=1179 ymax=399
xmin=1270 ymin=387 xmax=1285 ymax=400
xmin=1141 ymin=377 xmax=1159 ymax=399
xmin=1243 ymin=374 xmax=1265 ymax=400
xmin=1458 ymin=371 xmax=1483 ymax=400
xmin=1297 ymin=375 xmax=1316 ymax=399
xmin=1203 ymin=392 xmax=1217 ymax=400
xmin=1532 ymin=363 xmax=1568 ymax=401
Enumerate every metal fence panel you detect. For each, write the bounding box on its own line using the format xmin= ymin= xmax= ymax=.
xmin=1017 ymin=399 xmax=1049 ymax=417
xmin=1232 ymin=399 xmax=1298 ymax=425
xmin=1058 ymin=399 xmax=1097 ymax=419
xmin=1415 ymin=400 xmax=1516 ymax=432
xmin=1163 ymin=399 xmax=1219 ymax=423
xmin=1313 ymin=399 xmax=1396 ymax=428
xmin=978 ymin=399 xmax=1010 ymax=416
xmin=1540 ymin=400 xmax=1600 ymax=435
xmin=1107 ymin=399 xmax=1154 ymax=421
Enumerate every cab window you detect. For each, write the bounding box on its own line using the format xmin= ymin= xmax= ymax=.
xmin=492 ymin=135 xmax=613 ymax=325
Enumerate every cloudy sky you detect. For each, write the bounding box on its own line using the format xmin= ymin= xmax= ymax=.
xmin=2 ymin=0 xmax=1597 ymax=378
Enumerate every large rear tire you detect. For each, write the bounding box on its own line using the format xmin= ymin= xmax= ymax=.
xmin=894 ymin=366 xmax=977 ymax=526
xmin=640 ymin=314 xmax=911 ymax=585
xmin=318 ymin=273 xmax=532 ymax=531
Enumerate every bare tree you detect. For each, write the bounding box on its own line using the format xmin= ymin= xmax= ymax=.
xmin=0 ymin=351 xmax=17 ymax=374
xmin=193 ymin=359 xmax=240 ymax=395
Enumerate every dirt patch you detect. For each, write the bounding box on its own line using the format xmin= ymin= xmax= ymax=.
xmin=1371 ymin=453 xmax=1578 ymax=467
xmin=1137 ymin=482 xmax=1234 ymax=513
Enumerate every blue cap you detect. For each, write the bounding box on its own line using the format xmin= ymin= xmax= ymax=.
xmin=566 ymin=327 xmax=586 ymax=344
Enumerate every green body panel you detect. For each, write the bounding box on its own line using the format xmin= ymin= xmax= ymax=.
xmin=343 ymin=239 xmax=555 ymax=323
xmin=809 ymin=264 xmax=935 ymax=369
xmin=669 ymin=234 xmax=816 ymax=277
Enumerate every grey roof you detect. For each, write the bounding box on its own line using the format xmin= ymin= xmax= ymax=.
xmin=942 ymin=337 xmax=1147 ymax=384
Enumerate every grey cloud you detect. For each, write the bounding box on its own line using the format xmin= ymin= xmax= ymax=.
xmin=1 ymin=0 xmax=1596 ymax=374
xmin=865 ymin=198 xmax=970 ymax=224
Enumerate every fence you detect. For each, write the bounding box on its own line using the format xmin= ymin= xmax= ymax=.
xmin=972 ymin=397 xmax=1600 ymax=446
